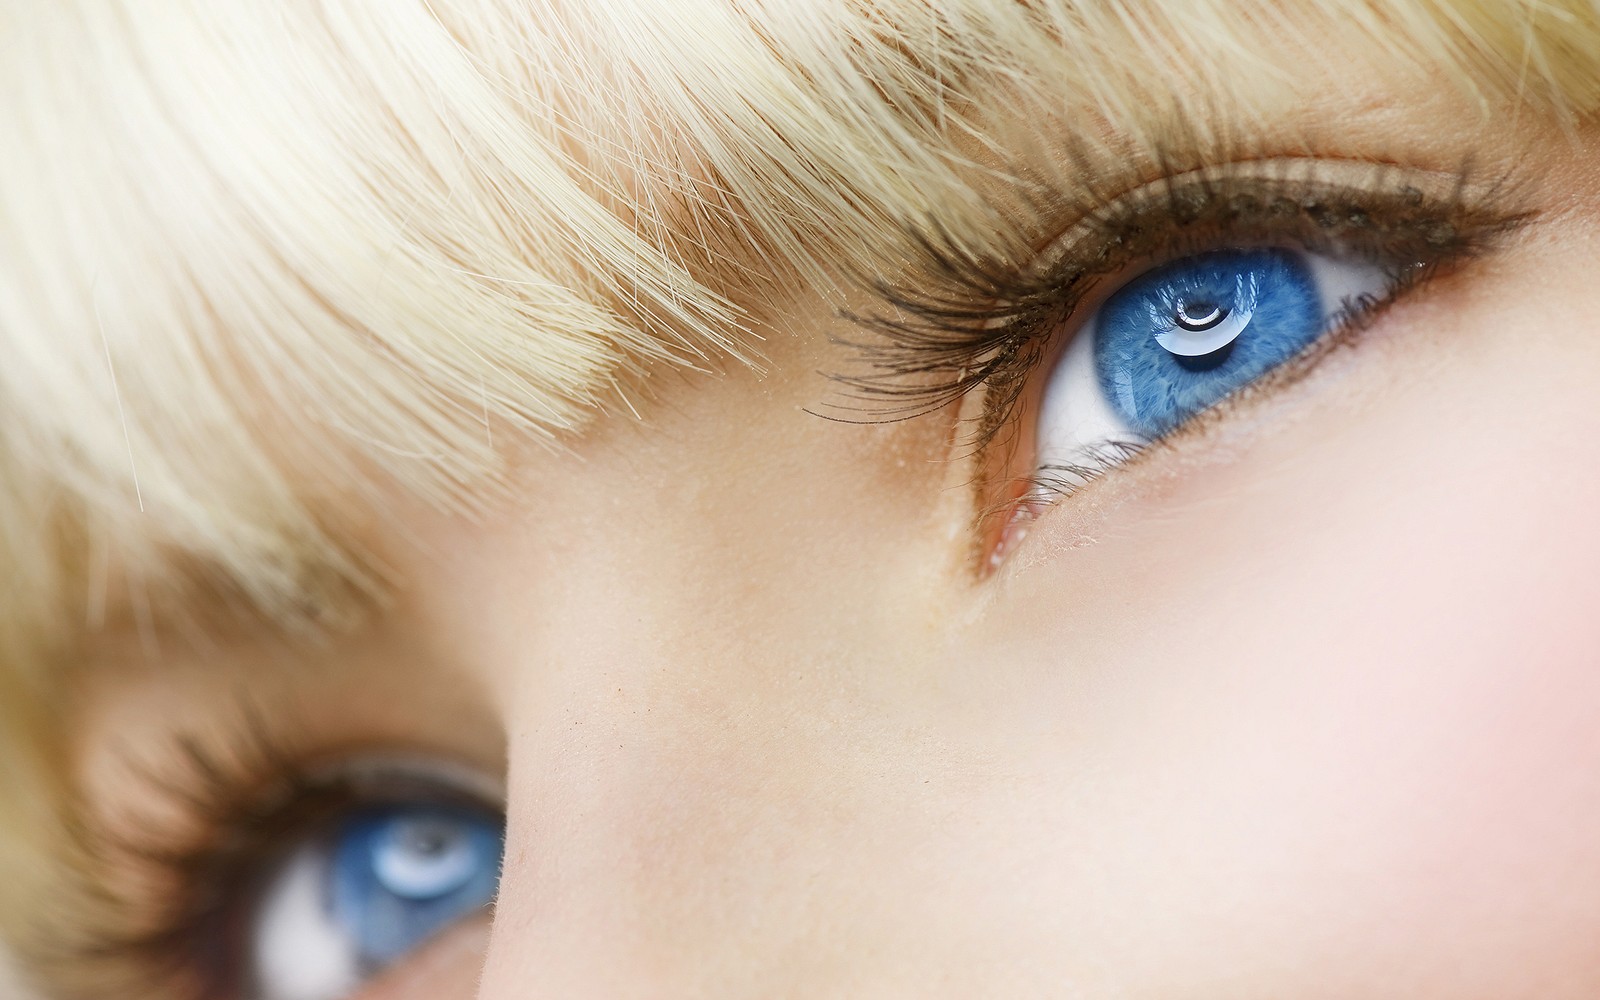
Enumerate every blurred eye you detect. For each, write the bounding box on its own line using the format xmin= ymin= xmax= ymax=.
xmin=1033 ymin=246 xmax=1387 ymax=485
xmin=251 ymin=803 xmax=504 ymax=1000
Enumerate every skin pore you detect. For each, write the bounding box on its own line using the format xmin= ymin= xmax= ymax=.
xmin=38 ymin=9 xmax=1600 ymax=1000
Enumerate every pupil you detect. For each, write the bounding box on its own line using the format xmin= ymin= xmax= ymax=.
xmin=403 ymin=825 xmax=453 ymax=857
xmin=1172 ymin=338 xmax=1237 ymax=372
xmin=1176 ymin=301 xmax=1226 ymax=331
xmin=1092 ymin=247 xmax=1322 ymax=438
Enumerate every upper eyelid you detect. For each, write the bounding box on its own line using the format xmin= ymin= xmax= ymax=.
xmin=311 ymin=753 xmax=509 ymax=811
xmin=1015 ymin=159 xmax=1536 ymax=387
xmin=1057 ymin=157 xmax=1483 ymax=226
xmin=944 ymin=155 xmax=1520 ymax=316
xmin=1020 ymin=157 xmax=1523 ymax=302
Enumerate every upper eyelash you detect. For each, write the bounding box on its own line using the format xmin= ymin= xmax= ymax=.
xmin=817 ymin=152 xmax=1533 ymax=448
xmin=67 ymin=704 xmax=326 ymax=999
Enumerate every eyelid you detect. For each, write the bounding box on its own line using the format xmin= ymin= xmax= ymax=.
xmin=951 ymin=160 xmax=1535 ymax=566
xmin=309 ymin=754 xmax=508 ymax=811
xmin=1015 ymin=158 xmax=1525 ymax=339
xmin=1024 ymin=157 xmax=1497 ymax=280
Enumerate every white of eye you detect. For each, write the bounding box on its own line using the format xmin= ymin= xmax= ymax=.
xmin=1033 ymin=250 xmax=1387 ymax=489
xmin=252 ymin=847 xmax=362 ymax=1000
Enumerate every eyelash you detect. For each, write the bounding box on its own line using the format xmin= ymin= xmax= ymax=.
xmin=824 ymin=153 xmax=1531 ymax=464
xmin=71 ymin=709 xmax=318 ymax=999
xmin=74 ymin=706 xmax=491 ymax=1000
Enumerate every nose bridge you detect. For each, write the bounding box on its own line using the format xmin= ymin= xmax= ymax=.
xmin=469 ymin=534 xmax=958 ymax=998
xmin=474 ymin=658 xmax=893 ymax=996
xmin=456 ymin=374 xmax=976 ymax=995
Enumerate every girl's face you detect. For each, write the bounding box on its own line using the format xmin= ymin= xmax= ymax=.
xmin=44 ymin=12 xmax=1600 ymax=1000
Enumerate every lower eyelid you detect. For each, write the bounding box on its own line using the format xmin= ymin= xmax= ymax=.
xmin=357 ymin=920 xmax=495 ymax=1000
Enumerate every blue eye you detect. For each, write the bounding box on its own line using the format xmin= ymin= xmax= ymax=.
xmin=1034 ymin=245 xmax=1387 ymax=485
xmin=1094 ymin=248 xmax=1323 ymax=438
xmin=330 ymin=806 xmax=504 ymax=964
xmin=251 ymin=802 xmax=504 ymax=1000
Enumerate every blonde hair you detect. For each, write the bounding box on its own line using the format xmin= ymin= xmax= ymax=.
xmin=4 ymin=0 xmax=1600 ymax=986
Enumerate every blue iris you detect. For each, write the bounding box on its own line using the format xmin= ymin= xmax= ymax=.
xmin=1093 ymin=247 xmax=1324 ymax=437
xmin=328 ymin=805 xmax=504 ymax=968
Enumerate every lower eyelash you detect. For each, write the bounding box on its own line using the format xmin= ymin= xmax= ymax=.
xmin=978 ymin=437 xmax=1150 ymax=568
xmin=1029 ymin=439 xmax=1150 ymax=502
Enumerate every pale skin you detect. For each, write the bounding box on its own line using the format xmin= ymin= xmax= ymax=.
xmin=63 ymin=24 xmax=1600 ymax=1000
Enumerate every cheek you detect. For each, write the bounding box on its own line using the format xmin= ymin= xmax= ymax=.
xmin=967 ymin=244 xmax=1600 ymax=990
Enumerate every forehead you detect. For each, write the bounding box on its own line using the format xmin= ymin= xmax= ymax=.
xmin=0 ymin=0 xmax=1595 ymax=664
